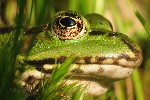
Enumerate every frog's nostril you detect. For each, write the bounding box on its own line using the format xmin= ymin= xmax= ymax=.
xmin=60 ymin=17 xmax=76 ymax=27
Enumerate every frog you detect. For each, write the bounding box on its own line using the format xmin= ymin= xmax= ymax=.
xmin=0 ymin=11 xmax=143 ymax=96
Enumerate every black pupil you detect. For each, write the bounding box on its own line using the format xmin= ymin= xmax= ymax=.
xmin=60 ymin=17 xmax=76 ymax=27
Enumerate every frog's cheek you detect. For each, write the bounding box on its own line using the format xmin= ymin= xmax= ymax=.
xmin=50 ymin=11 xmax=88 ymax=40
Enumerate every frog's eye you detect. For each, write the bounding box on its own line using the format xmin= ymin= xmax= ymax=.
xmin=51 ymin=11 xmax=87 ymax=40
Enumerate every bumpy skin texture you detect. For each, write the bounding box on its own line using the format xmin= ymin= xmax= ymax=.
xmin=0 ymin=11 xmax=143 ymax=96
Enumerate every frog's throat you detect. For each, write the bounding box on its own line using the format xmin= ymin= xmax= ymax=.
xmin=19 ymin=64 xmax=133 ymax=96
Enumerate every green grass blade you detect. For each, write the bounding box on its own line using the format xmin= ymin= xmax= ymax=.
xmin=127 ymin=0 xmax=150 ymax=36
xmin=40 ymin=55 xmax=78 ymax=99
xmin=71 ymin=85 xmax=85 ymax=100
xmin=68 ymin=0 xmax=105 ymax=15
xmin=68 ymin=0 xmax=79 ymax=11
xmin=132 ymin=69 xmax=144 ymax=100
xmin=0 ymin=0 xmax=27 ymax=99
xmin=93 ymin=0 xmax=105 ymax=14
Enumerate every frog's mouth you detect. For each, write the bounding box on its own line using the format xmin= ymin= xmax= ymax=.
xmin=25 ymin=56 xmax=134 ymax=80
xmin=24 ymin=54 xmax=142 ymax=80
xmin=25 ymin=53 xmax=142 ymax=70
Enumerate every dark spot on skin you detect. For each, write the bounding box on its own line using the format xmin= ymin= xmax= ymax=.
xmin=0 ymin=26 xmax=15 ymax=34
xmin=57 ymin=56 xmax=67 ymax=63
xmin=25 ymin=24 xmax=49 ymax=35
xmin=97 ymin=57 xmax=106 ymax=63
xmin=25 ymin=56 xmax=67 ymax=65
xmin=89 ymin=31 xmax=106 ymax=35
xmin=108 ymin=32 xmax=118 ymax=37
xmin=71 ymin=68 xmax=84 ymax=74
xmin=25 ymin=76 xmax=36 ymax=84
xmin=111 ymin=58 xmax=119 ymax=65
xmin=84 ymin=57 xmax=91 ymax=63
xmin=77 ymin=23 xmax=81 ymax=28
xmin=35 ymin=65 xmax=53 ymax=74
xmin=25 ymin=58 xmax=55 ymax=65
xmin=24 ymin=75 xmax=40 ymax=94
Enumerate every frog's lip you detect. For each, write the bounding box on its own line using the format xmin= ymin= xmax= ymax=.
xmin=71 ymin=64 xmax=134 ymax=79
xmin=37 ymin=64 xmax=134 ymax=79
xmin=25 ymin=53 xmax=142 ymax=68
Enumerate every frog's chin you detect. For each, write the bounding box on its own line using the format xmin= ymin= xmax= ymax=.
xmin=64 ymin=78 xmax=111 ymax=96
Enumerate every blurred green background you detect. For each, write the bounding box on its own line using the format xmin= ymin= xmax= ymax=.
xmin=0 ymin=0 xmax=150 ymax=100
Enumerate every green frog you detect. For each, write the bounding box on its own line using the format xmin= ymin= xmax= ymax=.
xmin=0 ymin=11 xmax=143 ymax=96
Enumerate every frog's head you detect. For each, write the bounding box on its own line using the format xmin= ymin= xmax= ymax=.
xmin=19 ymin=11 xmax=143 ymax=96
